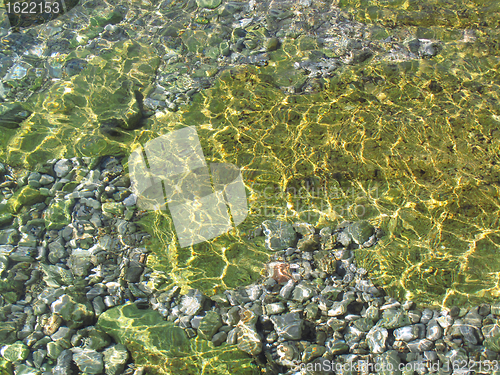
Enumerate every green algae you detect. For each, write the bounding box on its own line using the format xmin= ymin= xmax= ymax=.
xmin=136 ymin=209 xmax=268 ymax=295
xmin=2 ymin=1 xmax=500 ymax=309
xmin=6 ymin=186 xmax=45 ymax=214
xmin=96 ymin=304 xmax=258 ymax=375
xmin=1 ymin=39 xmax=160 ymax=168
xmin=44 ymin=199 xmax=74 ymax=230
xmin=338 ymin=0 xmax=500 ymax=29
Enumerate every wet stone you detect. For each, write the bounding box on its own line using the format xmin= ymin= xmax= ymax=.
xmin=407 ymin=338 xmax=434 ymax=353
xmin=464 ymin=309 xmax=483 ymax=328
xmin=352 ymin=317 xmax=374 ymax=332
xmin=103 ymin=344 xmax=128 ymax=375
xmin=1 ymin=341 xmax=29 ymax=362
xmin=491 ymin=302 xmax=500 ymax=316
xmin=48 ymin=241 xmax=67 ymax=264
xmin=426 ymin=319 xmax=443 ymax=341
xmin=375 ymin=350 xmax=401 ymax=374
xmin=265 ymin=37 xmax=280 ymax=52
xmin=297 ymin=234 xmax=320 ymax=252
xmin=325 ymin=338 xmax=349 ymax=355
xmin=365 ymin=305 xmax=380 ymax=321
xmin=237 ymin=321 xmax=262 ymax=355
xmin=280 ymin=279 xmax=295 ymax=299
xmin=226 ymin=328 xmax=238 ymax=345
xmin=47 ymin=341 xmax=64 ymax=360
xmin=67 ymin=249 xmax=92 ymax=277
xmin=71 ymin=348 xmax=103 ymax=374
xmin=313 ymin=250 xmax=337 ymax=274
xmin=224 ymin=306 xmax=240 ymax=326
xmin=304 ymin=303 xmax=319 ymax=320
xmin=420 ymin=308 xmax=434 ymax=324
xmin=458 ymin=323 xmax=480 ymax=345
xmin=394 ymin=325 xmax=419 ymax=342
xmin=292 ymin=222 xmax=316 ymax=236
xmin=292 ymin=281 xmax=316 ymax=303
xmin=196 ymin=0 xmax=221 ymax=9
xmin=53 ymin=159 xmax=72 ymax=178
xmin=484 ymin=332 xmax=500 ymax=352
xmin=271 ymin=312 xmax=303 ymax=340
xmin=366 ymin=326 xmax=388 ymax=354
xmin=436 ymin=315 xmax=453 ymax=329
xmin=321 ymin=285 xmax=342 ymax=299
xmin=198 ymin=311 xmax=223 ymax=340
xmin=346 ymin=220 xmax=375 ymax=246
xmin=327 ymin=301 xmax=348 ymax=317
xmin=51 ymin=326 xmax=73 ymax=348
xmin=408 ymin=310 xmax=421 ymax=324
xmin=212 ymin=331 xmax=227 ymax=346
xmin=265 ymin=302 xmax=286 ymax=315
xmin=77 ymin=327 xmax=111 ymax=351
xmin=344 ymin=325 xmax=365 ymax=346
xmin=326 ymin=317 xmax=347 ymax=331
xmin=261 ymin=220 xmax=297 ymax=251
xmin=379 ymin=309 xmax=411 ymax=329
xmin=180 ymin=289 xmax=206 ymax=316
xmin=302 ymin=344 xmax=326 ymax=363
xmin=50 ymin=294 xmax=93 ymax=329
xmin=245 ymin=284 xmax=262 ymax=301
xmin=482 ymin=323 xmax=500 ymax=339
xmin=124 ymin=260 xmax=143 ymax=282
xmin=478 ymin=303 xmax=491 ymax=316
xmin=52 ymin=349 xmax=72 ymax=375
xmin=32 ymin=349 xmax=46 ymax=369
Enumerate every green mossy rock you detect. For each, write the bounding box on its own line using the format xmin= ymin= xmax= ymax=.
xmin=198 ymin=311 xmax=223 ymax=340
xmin=0 ymin=213 xmax=14 ymax=227
xmin=485 ymin=334 xmax=500 ymax=353
xmin=1 ymin=341 xmax=29 ymax=362
xmin=96 ymin=304 xmax=258 ymax=375
xmin=0 ymin=321 xmax=18 ymax=345
xmin=6 ymin=186 xmax=45 ymax=213
xmin=0 ymin=359 xmax=13 ymax=375
xmin=44 ymin=199 xmax=74 ymax=230
xmin=0 ymin=103 xmax=31 ymax=129
xmin=51 ymin=294 xmax=94 ymax=329
xmin=196 ymin=0 xmax=222 ymax=9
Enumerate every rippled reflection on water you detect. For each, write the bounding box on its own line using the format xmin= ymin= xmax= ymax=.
xmin=2 ymin=0 xmax=500 ymax=308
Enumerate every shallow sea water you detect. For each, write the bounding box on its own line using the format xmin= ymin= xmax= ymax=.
xmin=1 ymin=0 xmax=500 ymax=310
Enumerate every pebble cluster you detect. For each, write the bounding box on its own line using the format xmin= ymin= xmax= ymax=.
xmin=1 ymin=157 xmax=500 ymax=374
xmin=147 ymin=220 xmax=500 ymax=375
xmin=0 ymin=0 xmax=445 ymax=113
xmin=0 ymin=157 xmax=151 ymax=374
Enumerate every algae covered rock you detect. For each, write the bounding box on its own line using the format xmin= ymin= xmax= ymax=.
xmin=50 ymin=294 xmax=94 ymax=329
xmin=0 ymin=341 xmax=29 ymax=362
xmin=97 ymin=303 xmax=258 ymax=375
xmin=6 ymin=186 xmax=45 ymax=213
xmin=484 ymin=333 xmax=500 ymax=353
xmin=0 ymin=103 xmax=31 ymax=129
xmin=0 ymin=359 xmax=12 ymax=375
xmin=44 ymin=199 xmax=74 ymax=230
xmin=196 ymin=0 xmax=222 ymax=9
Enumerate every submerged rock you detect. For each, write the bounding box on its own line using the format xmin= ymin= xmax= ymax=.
xmin=97 ymin=304 xmax=257 ymax=374
xmin=261 ymin=220 xmax=297 ymax=251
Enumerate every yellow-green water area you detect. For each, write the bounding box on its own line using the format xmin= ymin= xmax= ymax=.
xmin=2 ymin=1 xmax=500 ymax=309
